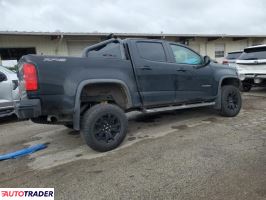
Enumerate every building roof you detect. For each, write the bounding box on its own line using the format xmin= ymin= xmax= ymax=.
xmin=0 ymin=31 xmax=266 ymax=38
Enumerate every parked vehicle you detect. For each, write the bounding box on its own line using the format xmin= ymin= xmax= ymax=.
xmin=0 ymin=66 xmax=19 ymax=117
xmin=236 ymin=45 xmax=266 ymax=92
xmin=15 ymin=38 xmax=242 ymax=152
xmin=223 ymin=51 xmax=243 ymax=66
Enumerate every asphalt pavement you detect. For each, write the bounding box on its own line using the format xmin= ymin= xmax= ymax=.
xmin=1 ymin=89 xmax=266 ymax=200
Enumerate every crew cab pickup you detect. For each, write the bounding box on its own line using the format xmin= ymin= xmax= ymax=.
xmin=16 ymin=38 xmax=242 ymax=152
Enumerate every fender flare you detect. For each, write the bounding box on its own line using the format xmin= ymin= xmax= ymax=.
xmin=73 ymin=79 xmax=132 ymax=130
xmin=214 ymin=75 xmax=240 ymax=110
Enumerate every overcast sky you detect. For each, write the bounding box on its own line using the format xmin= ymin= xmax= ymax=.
xmin=0 ymin=0 xmax=266 ymax=35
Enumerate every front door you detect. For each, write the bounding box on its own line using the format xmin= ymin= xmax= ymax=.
xmin=168 ymin=44 xmax=214 ymax=103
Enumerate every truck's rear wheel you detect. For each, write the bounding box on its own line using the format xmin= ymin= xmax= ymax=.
xmin=220 ymin=85 xmax=242 ymax=117
xmin=81 ymin=104 xmax=128 ymax=152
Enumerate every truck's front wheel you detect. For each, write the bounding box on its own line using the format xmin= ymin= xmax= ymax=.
xmin=81 ymin=104 xmax=128 ymax=152
xmin=220 ymin=85 xmax=242 ymax=117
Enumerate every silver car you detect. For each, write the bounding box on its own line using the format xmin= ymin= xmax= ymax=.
xmin=223 ymin=51 xmax=243 ymax=65
xmin=0 ymin=66 xmax=19 ymax=117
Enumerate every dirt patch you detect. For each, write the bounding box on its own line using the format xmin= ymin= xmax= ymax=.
xmin=0 ymin=115 xmax=19 ymax=125
xmin=242 ymin=95 xmax=266 ymax=110
xmin=67 ymin=131 xmax=80 ymax=135
xmin=171 ymin=124 xmax=188 ymax=130
xmin=134 ymin=114 xmax=161 ymax=123
xmin=256 ymin=188 xmax=266 ymax=197
xmin=128 ymin=137 xmax=136 ymax=141
xmin=202 ymin=117 xmax=218 ymax=122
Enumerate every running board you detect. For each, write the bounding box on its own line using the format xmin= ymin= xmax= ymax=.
xmin=143 ymin=102 xmax=216 ymax=113
xmin=0 ymin=106 xmax=14 ymax=111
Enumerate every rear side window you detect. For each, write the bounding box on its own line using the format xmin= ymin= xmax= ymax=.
xmin=137 ymin=42 xmax=166 ymax=62
xmin=226 ymin=52 xmax=242 ymax=60
xmin=239 ymin=47 xmax=266 ymax=60
xmin=87 ymin=42 xmax=122 ymax=59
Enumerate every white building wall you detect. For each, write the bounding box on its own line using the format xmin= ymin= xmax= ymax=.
xmin=189 ymin=37 xmax=253 ymax=63
xmin=0 ymin=34 xmax=266 ymax=65
xmin=0 ymin=35 xmax=69 ymax=56
xmin=65 ymin=36 xmax=101 ymax=56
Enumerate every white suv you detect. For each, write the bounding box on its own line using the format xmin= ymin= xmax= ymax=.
xmin=236 ymin=45 xmax=266 ymax=92
xmin=0 ymin=66 xmax=19 ymax=117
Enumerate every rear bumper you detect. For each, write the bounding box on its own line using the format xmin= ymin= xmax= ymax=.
xmin=15 ymin=99 xmax=41 ymax=119
xmin=238 ymin=73 xmax=266 ymax=81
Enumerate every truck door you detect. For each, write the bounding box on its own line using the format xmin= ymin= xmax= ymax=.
xmin=167 ymin=43 xmax=214 ymax=102
xmin=129 ymin=40 xmax=177 ymax=107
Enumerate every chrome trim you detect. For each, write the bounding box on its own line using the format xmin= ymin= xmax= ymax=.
xmin=0 ymin=106 xmax=14 ymax=111
xmin=144 ymin=102 xmax=215 ymax=113
xmin=201 ymin=85 xmax=212 ymax=88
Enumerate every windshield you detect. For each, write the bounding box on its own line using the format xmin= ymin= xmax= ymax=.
xmin=226 ymin=52 xmax=242 ymax=60
xmin=238 ymin=47 xmax=266 ymax=60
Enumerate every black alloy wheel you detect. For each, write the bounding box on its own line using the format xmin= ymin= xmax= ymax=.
xmin=220 ymin=85 xmax=242 ymax=117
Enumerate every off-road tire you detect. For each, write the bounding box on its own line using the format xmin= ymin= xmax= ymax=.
xmin=81 ymin=103 xmax=128 ymax=152
xmin=220 ymin=85 xmax=242 ymax=117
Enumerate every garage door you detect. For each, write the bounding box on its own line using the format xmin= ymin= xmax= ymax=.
xmin=67 ymin=40 xmax=99 ymax=57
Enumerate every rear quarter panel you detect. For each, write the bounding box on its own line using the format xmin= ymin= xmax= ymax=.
xmin=19 ymin=55 xmax=139 ymax=115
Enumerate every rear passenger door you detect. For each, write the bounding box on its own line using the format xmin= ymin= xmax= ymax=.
xmin=129 ymin=40 xmax=176 ymax=107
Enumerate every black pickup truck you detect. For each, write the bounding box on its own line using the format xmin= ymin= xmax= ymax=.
xmin=16 ymin=38 xmax=242 ymax=152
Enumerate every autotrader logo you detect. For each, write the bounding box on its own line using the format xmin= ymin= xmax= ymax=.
xmin=0 ymin=188 xmax=54 ymax=200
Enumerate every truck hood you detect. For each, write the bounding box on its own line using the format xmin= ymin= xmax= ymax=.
xmin=210 ymin=62 xmax=238 ymax=78
xmin=211 ymin=62 xmax=237 ymax=70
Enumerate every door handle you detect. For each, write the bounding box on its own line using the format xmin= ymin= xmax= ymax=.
xmin=176 ymin=69 xmax=187 ymax=72
xmin=140 ymin=66 xmax=152 ymax=70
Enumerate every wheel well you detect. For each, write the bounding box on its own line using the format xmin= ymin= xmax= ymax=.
xmin=221 ymin=78 xmax=240 ymax=88
xmin=80 ymin=83 xmax=129 ymax=110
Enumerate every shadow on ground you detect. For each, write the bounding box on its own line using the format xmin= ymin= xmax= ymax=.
xmin=0 ymin=114 xmax=19 ymax=125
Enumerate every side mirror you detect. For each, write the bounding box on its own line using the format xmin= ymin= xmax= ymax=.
xmin=0 ymin=73 xmax=7 ymax=82
xmin=203 ymin=56 xmax=211 ymax=66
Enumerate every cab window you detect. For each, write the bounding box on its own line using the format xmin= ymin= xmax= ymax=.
xmin=137 ymin=42 xmax=166 ymax=62
xmin=170 ymin=45 xmax=202 ymax=65
xmin=87 ymin=42 xmax=122 ymax=59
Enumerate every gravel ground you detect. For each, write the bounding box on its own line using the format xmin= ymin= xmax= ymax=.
xmin=0 ymin=89 xmax=266 ymax=200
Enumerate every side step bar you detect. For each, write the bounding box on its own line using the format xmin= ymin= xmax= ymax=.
xmin=0 ymin=106 xmax=14 ymax=111
xmin=143 ymin=102 xmax=216 ymax=113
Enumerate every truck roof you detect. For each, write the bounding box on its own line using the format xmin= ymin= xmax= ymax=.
xmin=244 ymin=44 xmax=266 ymax=50
xmin=227 ymin=51 xmax=243 ymax=54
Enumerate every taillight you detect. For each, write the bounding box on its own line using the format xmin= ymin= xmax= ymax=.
xmin=222 ymin=60 xmax=229 ymax=65
xmin=23 ymin=63 xmax=38 ymax=91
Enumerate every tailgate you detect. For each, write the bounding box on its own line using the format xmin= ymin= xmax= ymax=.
xmin=236 ymin=59 xmax=266 ymax=74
